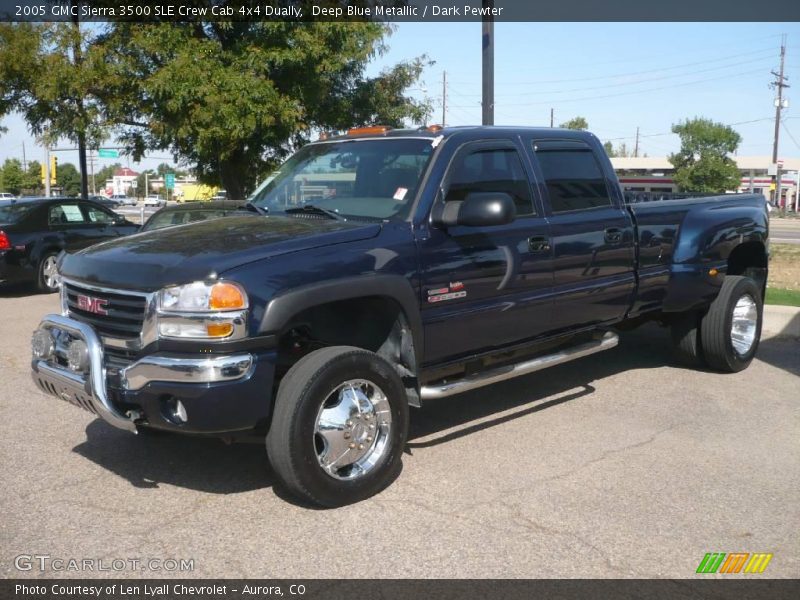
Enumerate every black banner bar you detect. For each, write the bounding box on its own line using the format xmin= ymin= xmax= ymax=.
xmin=4 ymin=579 xmax=800 ymax=600
xmin=2 ymin=0 xmax=800 ymax=23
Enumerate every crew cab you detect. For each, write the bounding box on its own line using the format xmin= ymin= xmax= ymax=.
xmin=30 ymin=126 xmax=769 ymax=506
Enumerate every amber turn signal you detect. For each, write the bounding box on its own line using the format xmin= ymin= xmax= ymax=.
xmin=206 ymin=322 xmax=234 ymax=338
xmin=209 ymin=282 xmax=247 ymax=310
xmin=708 ymin=268 xmax=719 ymax=277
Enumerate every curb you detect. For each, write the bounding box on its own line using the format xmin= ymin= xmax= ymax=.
xmin=763 ymin=305 xmax=800 ymax=339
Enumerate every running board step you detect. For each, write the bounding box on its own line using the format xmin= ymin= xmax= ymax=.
xmin=420 ymin=331 xmax=619 ymax=400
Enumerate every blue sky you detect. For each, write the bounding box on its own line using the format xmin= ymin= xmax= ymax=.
xmin=2 ymin=21 xmax=799 ymax=175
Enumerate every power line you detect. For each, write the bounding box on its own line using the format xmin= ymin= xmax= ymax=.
xmin=782 ymin=122 xmax=800 ymax=151
xmin=450 ymin=54 xmax=775 ymax=98
xmin=448 ymin=46 xmax=777 ymax=86
xmin=601 ymin=117 xmax=775 ymax=143
xmin=492 ymin=67 xmax=768 ymax=107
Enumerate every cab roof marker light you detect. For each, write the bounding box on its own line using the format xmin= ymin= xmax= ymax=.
xmin=346 ymin=126 xmax=392 ymax=135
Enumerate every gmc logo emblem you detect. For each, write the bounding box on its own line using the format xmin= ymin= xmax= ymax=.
xmin=76 ymin=295 xmax=109 ymax=316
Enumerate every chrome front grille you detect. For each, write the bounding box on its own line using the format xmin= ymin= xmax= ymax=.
xmin=64 ymin=282 xmax=147 ymax=339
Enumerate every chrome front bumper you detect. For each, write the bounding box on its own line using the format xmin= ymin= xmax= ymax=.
xmin=31 ymin=314 xmax=253 ymax=432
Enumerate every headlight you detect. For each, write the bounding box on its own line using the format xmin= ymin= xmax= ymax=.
xmin=158 ymin=281 xmax=247 ymax=312
xmin=156 ymin=281 xmax=248 ymax=340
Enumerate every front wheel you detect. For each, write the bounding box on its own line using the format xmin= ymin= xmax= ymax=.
xmin=266 ymin=346 xmax=409 ymax=507
xmin=700 ymin=275 xmax=763 ymax=372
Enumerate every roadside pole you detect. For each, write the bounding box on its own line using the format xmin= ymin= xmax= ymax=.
xmin=44 ymin=145 xmax=51 ymax=198
xmin=481 ymin=0 xmax=494 ymax=126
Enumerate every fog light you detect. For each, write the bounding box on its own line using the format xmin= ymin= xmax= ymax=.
xmin=66 ymin=339 xmax=89 ymax=372
xmin=32 ymin=329 xmax=55 ymax=360
xmin=164 ymin=396 xmax=188 ymax=424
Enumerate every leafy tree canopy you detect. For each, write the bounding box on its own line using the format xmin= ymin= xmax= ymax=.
xmin=57 ymin=162 xmax=81 ymax=197
xmin=1 ymin=158 xmax=25 ymax=195
xmin=100 ymin=18 xmax=431 ymax=198
xmin=1 ymin=14 xmax=431 ymax=200
xmin=559 ymin=116 xmax=588 ymax=130
xmin=669 ymin=117 xmax=741 ymax=193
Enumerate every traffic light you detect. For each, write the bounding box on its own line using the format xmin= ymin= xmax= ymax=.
xmin=50 ymin=156 xmax=57 ymax=185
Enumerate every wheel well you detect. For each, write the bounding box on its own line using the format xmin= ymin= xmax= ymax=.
xmin=727 ymin=241 xmax=768 ymax=292
xmin=274 ymin=296 xmax=418 ymax=388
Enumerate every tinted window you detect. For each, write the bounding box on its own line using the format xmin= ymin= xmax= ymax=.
xmin=48 ymin=203 xmax=86 ymax=225
xmin=447 ymin=147 xmax=533 ymax=215
xmin=535 ymin=147 xmax=612 ymax=212
xmin=82 ymin=204 xmax=115 ymax=224
xmin=0 ymin=202 xmax=36 ymax=223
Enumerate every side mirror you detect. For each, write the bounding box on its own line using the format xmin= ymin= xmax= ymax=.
xmin=435 ymin=192 xmax=516 ymax=228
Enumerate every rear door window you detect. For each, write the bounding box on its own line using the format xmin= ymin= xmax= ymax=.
xmin=533 ymin=141 xmax=612 ymax=213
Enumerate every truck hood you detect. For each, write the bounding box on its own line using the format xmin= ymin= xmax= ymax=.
xmin=60 ymin=214 xmax=381 ymax=291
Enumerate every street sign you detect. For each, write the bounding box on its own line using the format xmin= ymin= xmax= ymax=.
xmin=165 ymin=173 xmax=175 ymax=190
xmin=97 ymin=149 xmax=119 ymax=158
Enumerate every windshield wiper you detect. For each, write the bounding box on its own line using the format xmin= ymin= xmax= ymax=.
xmin=284 ymin=204 xmax=343 ymax=220
xmin=241 ymin=201 xmax=267 ymax=215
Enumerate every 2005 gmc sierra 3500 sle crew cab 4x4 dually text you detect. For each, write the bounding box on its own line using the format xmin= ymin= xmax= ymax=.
xmin=30 ymin=126 xmax=769 ymax=507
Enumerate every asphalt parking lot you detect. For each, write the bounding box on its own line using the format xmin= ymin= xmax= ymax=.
xmin=1 ymin=288 xmax=798 ymax=579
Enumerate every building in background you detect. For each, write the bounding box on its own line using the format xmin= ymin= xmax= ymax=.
xmin=611 ymin=156 xmax=800 ymax=210
xmin=105 ymin=167 xmax=139 ymax=197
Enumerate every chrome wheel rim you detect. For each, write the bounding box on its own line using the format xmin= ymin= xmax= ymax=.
xmin=313 ymin=379 xmax=392 ymax=481
xmin=730 ymin=294 xmax=758 ymax=356
xmin=42 ymin=256 xmax=59 ymax=289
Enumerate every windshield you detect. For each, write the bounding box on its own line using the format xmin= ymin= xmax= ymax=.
xmin=143 ymin=208 xmax=231 ymax=231
xmin=0 ymin=202 xmax=35 ymax=224
xmin=249 ymin=138 xmax=435 ymax=220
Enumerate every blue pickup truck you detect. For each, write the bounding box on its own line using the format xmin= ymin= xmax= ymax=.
xmin=30 ymin=126 xmax=768 ymax=506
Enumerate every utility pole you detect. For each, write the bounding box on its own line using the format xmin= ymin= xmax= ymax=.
xmin=44 ymin=144 xmax=51 ymax=198
xmin=89 ymin=150 xmax=96 ymax=195
xmin=770 ymin=35 xmax=789 ymax=210
xmin=22 ymin=141 xmax=27 ymax=171
xmin=441 ymin=70 xmax=447 ymax=126
xmin=550 ymin=108 xmax=554 ymax=127
xmin=634 ymin=127 xmax=640 ymax=158
xmin=481 ymin=0 xmax=494 ymax=126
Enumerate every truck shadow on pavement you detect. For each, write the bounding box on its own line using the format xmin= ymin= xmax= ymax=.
xmin=70 ymin=324 xmax=797 ymax=498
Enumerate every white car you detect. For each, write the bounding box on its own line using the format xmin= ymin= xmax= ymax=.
xmin=0 ymin=192 xmax=16 ymax=200
xmin=143 ymin=195 xmax=166 ymax=207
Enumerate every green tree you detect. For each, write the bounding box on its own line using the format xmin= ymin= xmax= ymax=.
xmin=603 ymin=141 xmax=615 ymax=157
xmin=669 ymin=118 xmax=741 ymax=193
xmin=24 ymin=160 xmax=42 ymax=194
xmin=101 ymin=19 xmax=431 ymax=198
xmin=56 ymin=162 xmax=81 ymax=196
xmin=0 ymin=23 xmax=108 ymax=198
xmin=559 ymin=116 xmax=589 ymax=130
xmin=1 ymin=158 xmax=25 ymax=194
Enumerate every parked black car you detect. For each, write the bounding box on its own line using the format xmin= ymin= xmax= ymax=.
xmin=0 ymin=197 xmax=138 ymax=292
xmin=140 ymin=200 xmax=245 ymax=232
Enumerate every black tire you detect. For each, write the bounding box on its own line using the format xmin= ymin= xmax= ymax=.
xmin=700 ymin=275 xmax=763 ymax=373
xmin=266 ymin=346 xmax=409 ymax=507
xmin=36 ymin=252 xmax=60 ymax=293
xmin=670 ymin=311 xmax=705 ymax=367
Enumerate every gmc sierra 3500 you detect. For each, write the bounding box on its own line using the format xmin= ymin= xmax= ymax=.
xmin=30 ymin=126 xmax=768 ymax=507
